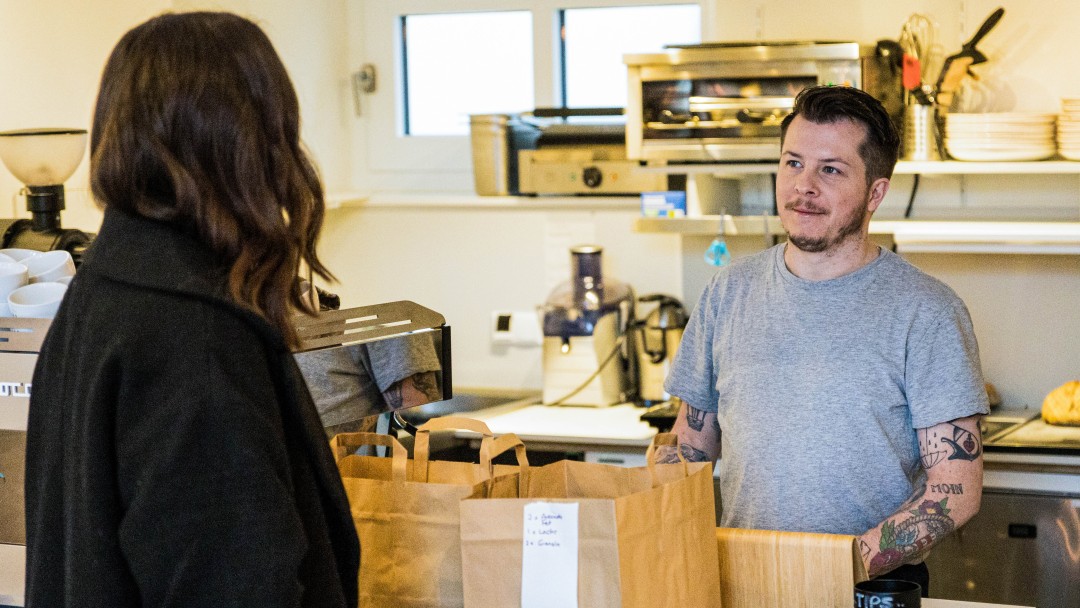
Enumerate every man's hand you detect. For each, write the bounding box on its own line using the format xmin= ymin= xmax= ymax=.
xmin=655 ymin=400 xmax=720 ymax=464
xmin=858 ymin=414 xmax=984 ymax=577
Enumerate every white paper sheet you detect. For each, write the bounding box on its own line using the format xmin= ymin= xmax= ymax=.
xmin=521 ymin=501 xmax=579 ymax=608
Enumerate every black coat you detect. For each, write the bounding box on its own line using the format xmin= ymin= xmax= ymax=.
xmin=25 ymin=209 xmax=359 ymax=607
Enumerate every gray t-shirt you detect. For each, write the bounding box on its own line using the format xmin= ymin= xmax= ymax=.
xmin=665 ymin=244 xmax=989 ymax=535
xmin=295 ymin=332 xmax=442 ymax=429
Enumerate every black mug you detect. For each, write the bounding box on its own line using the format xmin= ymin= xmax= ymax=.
xmin=854 ymin=579 xmax=921 ymax=608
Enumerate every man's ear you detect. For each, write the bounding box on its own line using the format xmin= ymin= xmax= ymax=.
xmin=867 ymin=177 xmax=890 ymax=213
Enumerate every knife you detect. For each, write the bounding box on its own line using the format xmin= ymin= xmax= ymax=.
xmin=935 ymin=7 xmax=1005 ymax=109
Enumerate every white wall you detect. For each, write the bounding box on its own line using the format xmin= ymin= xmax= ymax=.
xmin=0 ymin=0 xmax=171 ymax=230
xmin=0 ymin=0 xmax=351 ymax=230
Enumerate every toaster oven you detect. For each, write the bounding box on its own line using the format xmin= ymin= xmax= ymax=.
xmin=623 ymin=41 xmax=899 ymax=163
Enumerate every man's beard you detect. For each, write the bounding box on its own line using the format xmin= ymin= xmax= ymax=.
xmin=785 ymin=197 xmax=870 ymax=253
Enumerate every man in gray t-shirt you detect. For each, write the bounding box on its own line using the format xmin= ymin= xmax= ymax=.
xmin=662 ymin=86 xmax=989 ymax=588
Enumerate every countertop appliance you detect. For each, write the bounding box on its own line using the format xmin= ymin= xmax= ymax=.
xmin=622 ymin=41 xmax=900 ymax=163
xmin=541 ymin=245 xmax=635 ymax=406
xmin=630 ymin=294 xmax=687 ymax=406
xmin=0 ymin=129 xmax=94 ymax=264
xmin=470 ymin=108 xmax=669 ymax=196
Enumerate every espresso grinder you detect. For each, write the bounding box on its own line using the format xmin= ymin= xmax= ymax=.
xmin=540 ymin=246 xmax=636 ymax=406
xmin=0 ymin=128 xmax=94 ymax=262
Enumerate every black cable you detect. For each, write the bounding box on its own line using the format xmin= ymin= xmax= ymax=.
xmin=904 ymin=173 xmax=921 ymax=218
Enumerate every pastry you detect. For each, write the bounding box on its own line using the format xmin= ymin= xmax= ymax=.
xmin=1041 ymin=380 xmax=1080 ymax=426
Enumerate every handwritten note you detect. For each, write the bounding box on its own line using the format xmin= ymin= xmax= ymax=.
xmin=521 ymin=501 xmax=579 ymax=608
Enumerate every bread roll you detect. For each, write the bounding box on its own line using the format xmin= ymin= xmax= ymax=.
xmin=1041 ymin=381 xmax=1080 ymax=426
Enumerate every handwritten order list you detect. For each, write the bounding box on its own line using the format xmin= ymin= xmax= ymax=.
xmin=521 ymin=501 xmax=580 ymax=608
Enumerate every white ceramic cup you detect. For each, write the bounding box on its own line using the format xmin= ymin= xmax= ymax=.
xmin=0 ymin=248 xmax=40 ymax=262
xmin=0 ymin=253 xmax=14 ymax=264
xmin=0 ymin=261 xmax=29 ymax=303
xmin=0 ymin=301 xmax=11 ymax=317
xmin=7 ymin=282 xmax=68 ymax=319
xmin=24 ymin=250 xmax=76 ymax=284
xmin=53 ymin=275 xmax=74 ymax=286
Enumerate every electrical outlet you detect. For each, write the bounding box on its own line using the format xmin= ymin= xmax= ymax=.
xmin=491 ymin=310 xmax=543 ymax=346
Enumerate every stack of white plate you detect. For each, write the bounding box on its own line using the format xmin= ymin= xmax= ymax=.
xmin=1057 ymin=98 xmax=1080 ymax=160
xmin=944 ymin=113 xmax=1057 ymax=161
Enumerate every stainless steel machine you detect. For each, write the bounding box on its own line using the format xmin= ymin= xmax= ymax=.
xmin=630 ymin=294 xmax=687 ymax=406
xmin=622 ymin=41 xmax=901 ymax=163
xmin=540 ymin=245 xmax=636 ymax=407
xmin=470 ymin=108 xmax=668 ymax=196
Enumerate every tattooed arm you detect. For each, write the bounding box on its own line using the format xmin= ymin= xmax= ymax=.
xmin=381 ymin=371 xmax=441 ymax=411
xmin=858 ymin=414 xmax=984 ymax=577
xmin=655 ymin=400 xmax=721 ymax=464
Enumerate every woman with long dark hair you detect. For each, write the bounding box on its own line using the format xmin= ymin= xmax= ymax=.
xmin=24 ymin=12 xmax=359 ymax=606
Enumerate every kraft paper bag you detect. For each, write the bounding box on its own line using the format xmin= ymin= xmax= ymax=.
xmin=332 ymin=417 xmax=528 ymax=608
xmin=715 ymin=527 xmax=869 ymax=608
xmin=458 ymin=433 xmax=721 ymax=608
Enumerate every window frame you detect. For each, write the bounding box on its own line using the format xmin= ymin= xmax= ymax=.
xmin=354 ymin=0 xmax=712 ymax=192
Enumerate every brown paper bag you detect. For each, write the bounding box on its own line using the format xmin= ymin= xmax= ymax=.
xmin=459 ymin=433 xmax=721 ymax=608
xmin=332 ymin=417 xmax=528 ymax=608
xmin=715 ymin=527 xmax=869 ymax=608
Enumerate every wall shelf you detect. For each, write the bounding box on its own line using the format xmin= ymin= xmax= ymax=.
xmin=633 ymin=216 xmax=1080 ymax=255
xmin=635 ymin=160 xmax=1080 ymax=176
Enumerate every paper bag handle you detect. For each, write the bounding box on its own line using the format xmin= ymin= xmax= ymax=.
xmin=413 ymin=416 xmax=496 ymax=483
xmin=330 ymin=432 xmax=408 ymax=482
xmin=478 ymin=432 xmax=530 ymax=498
xmin=646 ymin=432 xmax=690 ymax=488
xmin=481 ymin=432 xmax=530 ymax=470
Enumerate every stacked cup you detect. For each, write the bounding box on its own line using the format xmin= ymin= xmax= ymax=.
xmin=0 ymin=249 xmax=76 ymax=319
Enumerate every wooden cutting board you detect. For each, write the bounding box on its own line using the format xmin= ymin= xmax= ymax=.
xmin=716 ymin=527 xmax=868 ymax=608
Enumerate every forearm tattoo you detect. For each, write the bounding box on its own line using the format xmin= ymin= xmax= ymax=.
xmin=685 ymin=405 xmax=707 ymax=432
xmin=869 ymin=498 xmax=956 ymax=575
xmin=410 ymin=372 xmax=441 ymax=400
xmin=679 ymin=443 xmax=711 ymax=462
xmin=918 ymin=422 xmax=982 ymax=469
xmin=654 ymin=443 xmax=712 ymax=464
xmin=383 ymin=383 xmax=403 ymax=410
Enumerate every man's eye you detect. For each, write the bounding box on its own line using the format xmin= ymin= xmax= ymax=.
xmin=822 ymin=166 xmax=840 ymax=175
xmin=785 ymin=160 xmax=802 ymax=169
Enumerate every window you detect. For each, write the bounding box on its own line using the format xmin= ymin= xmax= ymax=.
xmin=403 ymin=12 xmax=535 ymax=136
xmin=561 ymin=5 xmax=701 ymax=110
xmin=357 ymin=1 xmax=707 ymax=188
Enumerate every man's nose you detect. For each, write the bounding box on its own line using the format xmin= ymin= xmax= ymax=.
xmin=793 ymin=173 xmax=818 ymax=196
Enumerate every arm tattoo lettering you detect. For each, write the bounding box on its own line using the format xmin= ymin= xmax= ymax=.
xmin=918 ymin=422 xmax=982 ymax=469
xmin=685 ymin=405 xmax=707 ymax=432
xmin=929 ymin=483 xmax=964 ymax=495
xmin=870 ymin=498 xmax=956 ymax=574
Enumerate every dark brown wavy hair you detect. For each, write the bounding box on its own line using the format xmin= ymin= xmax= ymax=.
xmin=90 ymin=11 xmax=333 ymax=348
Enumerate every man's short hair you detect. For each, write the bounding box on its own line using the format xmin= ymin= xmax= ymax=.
xmin=780 ymin=86 xmax=900 ymax=185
